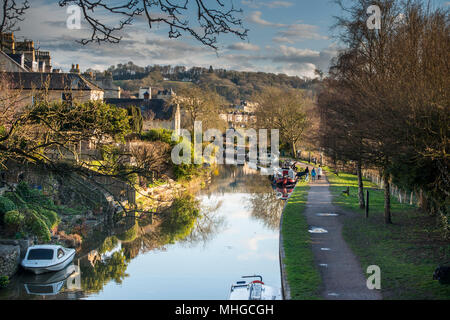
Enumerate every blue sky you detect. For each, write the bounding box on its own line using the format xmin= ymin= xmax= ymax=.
xmin=13 ymin=0 xmax=448 ymax=78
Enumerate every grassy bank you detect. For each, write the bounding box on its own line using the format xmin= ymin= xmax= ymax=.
xmin=281 ymin=181 xmax=322 ymax=299
xmin=325 ymin=169 xmax=450 ymax=299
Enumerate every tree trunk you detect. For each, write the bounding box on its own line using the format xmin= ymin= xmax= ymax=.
xmin=419 ymin=189 xmax=428 ymax=213
xmin=383 ymin=169 xmax=392 ymax=224
xmin=357 ymin=160 xmax=365 ymax=209
xmin=291 ymin=142 xmax=296 ymax=159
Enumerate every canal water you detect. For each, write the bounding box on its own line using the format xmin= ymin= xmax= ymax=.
xmin=0 ymin=165 xmax=284 ymax=300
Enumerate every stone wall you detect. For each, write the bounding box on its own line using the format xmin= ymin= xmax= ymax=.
xmin=0 ymin=244 xmax=20 ymax=278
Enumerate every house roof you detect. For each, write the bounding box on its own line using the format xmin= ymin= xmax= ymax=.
xmin=4 ymin=72 xmax=103 ymax=91
xmin=105 ymin=98 xmax=174 ymax=120
xmin=0 ymin=51 xmax=29 ymax=72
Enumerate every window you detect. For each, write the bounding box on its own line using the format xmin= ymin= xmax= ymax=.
xmin=32 ymin=92 xmax=46 ymax=105
xmin=27 ymin=249 xmax=54 ymax=260
xmin=57 ymin=248 xmax=65 ymax=259
xmin=62 ymin=92 xmax=73 ymax=103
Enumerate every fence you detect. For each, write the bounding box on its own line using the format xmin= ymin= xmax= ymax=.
xmin=361 ymin=168 xmax=419 ymax=207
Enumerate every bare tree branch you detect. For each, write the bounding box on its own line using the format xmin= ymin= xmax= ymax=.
xmin=58 ymin=0 xmax=248 ymax=49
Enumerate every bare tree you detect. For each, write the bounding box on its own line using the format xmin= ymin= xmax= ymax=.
xmin=173 ymin=86 xmax=225 ymax=133
xmin=254 ymin=87 xmax=312 ymax=157
xmin=324 ymin=0 xmax=449 ymax=226
xmin=1 ymin=1 xmax=248 ymax=48
xmin=0 ymin=0 xmax=29 ymax=33
xmin=57 ymin=0 xmax=248 ymax=48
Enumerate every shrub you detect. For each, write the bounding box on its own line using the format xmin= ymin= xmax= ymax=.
xmin=3 ymin=192 xmax=27 ymax=209
xmin=58 ymin=231 xmax=82 ymax=247
xmin=174 ymin=163 xmax=199 ymax=180
xmin=141 ymin=128 xmax=177 ymax=146
xmin=58 ymin=231 xmax=82 ymax=248
xmin=36 ymin=208 xmax=60 ymax=230
xmin=0 ymin=197 xmax=17 ymax=225
xmin=15 ymin=181 xmax=32 ymax=199
xmin=0 ymin=276 xmax=9 ymax=289
xmin=25 ymin=209 xmax=51 ymax=242
xmin=4 ymin=210 xmax=25 ymax=232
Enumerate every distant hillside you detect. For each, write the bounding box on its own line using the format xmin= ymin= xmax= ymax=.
xmin=87 ymin=62 xmax=322 ymax=103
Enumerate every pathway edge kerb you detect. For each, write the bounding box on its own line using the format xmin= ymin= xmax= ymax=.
xmin=279 ymin=161 xmax=312 ymax=300
xmin=279 ymin=199 xmax=291 ymax=300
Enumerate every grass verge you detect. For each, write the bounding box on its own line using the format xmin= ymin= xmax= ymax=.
xmin=281 ymin=181 xmax=322 ymax=299
xmin=325 ymin=169 xmax=450 ymax=299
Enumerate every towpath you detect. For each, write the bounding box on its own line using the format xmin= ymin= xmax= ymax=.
xmin=300 ymin=163 xmax=382 ymax=300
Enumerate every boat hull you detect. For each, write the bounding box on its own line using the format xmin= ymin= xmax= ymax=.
xmin=22 ymin=250 xmax=75 ymax=275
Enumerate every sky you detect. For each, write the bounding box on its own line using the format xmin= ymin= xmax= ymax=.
xmin=12 ymin=0 xmax=448 ymax=78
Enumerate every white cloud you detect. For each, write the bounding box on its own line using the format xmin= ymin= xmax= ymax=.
xmin=247 ymin=11 xmax=286 ymax=27
xmin=272 ymin=36 xmax=295 ymax=44
xmin=275 ymin=23 xmax=328 ymax=42
xmin=242 ymin=0 xmax=294 ymax=9
xmin=227 ymin=42 xmax=260 ymax=51
xmin=266 ymin=1 xmax=294 ymax=8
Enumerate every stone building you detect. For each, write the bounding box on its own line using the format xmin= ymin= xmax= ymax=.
xmin=83 ymin=70 xmax=121 ymax=99
xmin=0 ymin=32 xmax=52 ymax=72
xmin=4 ymin=71 xmax=104 ymax=108
xmin=219 ymin=111 xmax=256 ymax=128
xmin=0 ymin=50 xmax=28 ymax=72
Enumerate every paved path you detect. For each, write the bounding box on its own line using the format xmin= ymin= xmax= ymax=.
xmin=301 ymin=164 xmax=382 ymax=300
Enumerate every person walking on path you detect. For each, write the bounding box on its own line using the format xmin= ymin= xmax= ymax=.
xmin=304 ymin=167 xmax=310 ymax=181
xmin=317 ymin=165 xmax=323 ymax=180
xmin=311 ymin=168 xmax=317 ymax=182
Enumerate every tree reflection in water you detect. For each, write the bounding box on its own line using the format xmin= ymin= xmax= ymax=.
xmin=80 ymin=250 xmax=129 ymax=294
xmin=247 ymin=192 xmax=284 ymax=230
xmin=120 ymin=193 xmax=226 ymax=260
xmin=182 ymin=199 xmax=227 ymax=247
xmin=204 ymin=165 xmax=284 ymax=230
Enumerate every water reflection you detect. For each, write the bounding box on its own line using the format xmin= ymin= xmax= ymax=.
xmin=80 ymin=250 xmax=129 ymax=294
xmin=2 ymin=165 xmax=284 ymax=299
xmin=23 ymin=264 xmax=80 ymax=296
xmin=0 ymin=263 xmax=82 ymax=299
xmin=248 ymin=192 xmax=284 ymax=230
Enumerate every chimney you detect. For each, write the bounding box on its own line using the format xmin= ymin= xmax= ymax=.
xmin=70 ymin=63 xmax=81 ymax=74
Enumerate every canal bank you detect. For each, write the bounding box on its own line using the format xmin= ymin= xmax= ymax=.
xmin=279 ymin=180 xmax=322 ymax=299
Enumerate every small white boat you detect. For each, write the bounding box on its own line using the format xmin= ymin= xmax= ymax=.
xmin=21 ymin=245 xmax=76 ymax=275
xmin=229 ymin=275 xmax=282 ymax=300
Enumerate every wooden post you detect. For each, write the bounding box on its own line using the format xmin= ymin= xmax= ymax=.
xmin=365 ymin=190 xmax=369 ymax=218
